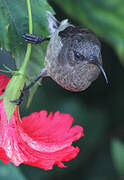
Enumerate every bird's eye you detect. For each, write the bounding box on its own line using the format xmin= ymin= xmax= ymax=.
xmin=74 ymin=51 xmax=85 ymax=61
xmin=74 ymin=52 xmax=81 ymax=58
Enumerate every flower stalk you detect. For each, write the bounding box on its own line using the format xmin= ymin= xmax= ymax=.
xmin=2 ymin=0 xmax=33 ymax=121
xmin=20 ymin=0 xmax=33 ymax=74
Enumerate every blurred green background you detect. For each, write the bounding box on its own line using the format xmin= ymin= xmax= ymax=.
xmin=0 ymin=0 xmax=124 ymax=180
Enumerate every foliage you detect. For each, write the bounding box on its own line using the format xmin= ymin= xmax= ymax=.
xmin=53 ymin=0 xmax=124 ymax=63
xmin=0 ymin=0 xmax=54 ymax=78
xmin=0 ymin=0 xmax=124 ymax=180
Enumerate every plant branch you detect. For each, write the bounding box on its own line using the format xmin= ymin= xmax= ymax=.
xmin=20 ymin=0 xmax=33 ymax=74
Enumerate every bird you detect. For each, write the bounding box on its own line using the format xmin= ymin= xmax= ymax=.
xmin=14 ymin=11 xmax=108 ymax=104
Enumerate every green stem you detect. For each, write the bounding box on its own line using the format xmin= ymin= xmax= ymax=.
xmin=20 ymin=0 xmax=33 ymax=74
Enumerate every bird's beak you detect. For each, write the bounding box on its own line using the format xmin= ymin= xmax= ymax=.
xmin=88 ymin=56 xmax=108 ymax=84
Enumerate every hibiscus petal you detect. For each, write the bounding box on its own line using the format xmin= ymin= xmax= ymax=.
xmin=0 ymin=74 xmax=10 ymax=96
xmin=0 ymin=73 xmax=84 ymax=170
xmin=0 ymin=101 xmax=83 ymax=170
xmin=0 ymin=148 xmax=10 ymax=164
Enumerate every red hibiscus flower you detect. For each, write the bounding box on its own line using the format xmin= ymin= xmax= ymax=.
xmin=0 ymin=74 xmax=84 ymax=170
xmin=0 ymin=74 xmax=10 ymax=96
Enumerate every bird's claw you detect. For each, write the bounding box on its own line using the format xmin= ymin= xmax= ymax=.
xmin=23 ymin=33 xmax=50 ymax=44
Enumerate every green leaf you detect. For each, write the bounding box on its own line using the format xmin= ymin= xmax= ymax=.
xmin=0 ymin=0 xmax=54 ymax=105
xmin=53 ymin=0 xmax=124 ymax=62
xmin=0 ymin=0 xmax=53 ymax=68
xmin=111 ymin=138 xmax=124 ymax=175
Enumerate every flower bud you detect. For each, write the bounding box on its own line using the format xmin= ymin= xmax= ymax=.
xmin=3 ymin=73 xmax=25 ymax=121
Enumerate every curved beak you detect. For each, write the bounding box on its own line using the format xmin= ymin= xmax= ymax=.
xmin=88 ymin=56 xmax=108 ymax=84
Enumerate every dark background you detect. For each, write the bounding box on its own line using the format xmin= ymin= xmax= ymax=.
xmin=0 ymin=0 xmax=124 ymax=180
